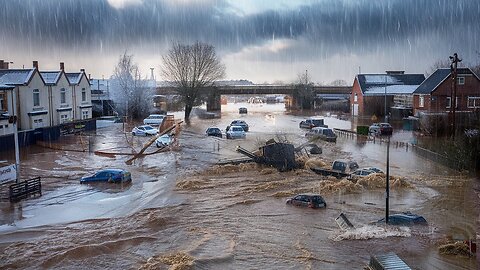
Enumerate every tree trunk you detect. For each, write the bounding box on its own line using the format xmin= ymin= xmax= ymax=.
xmin=184 ymin=103 xmax=193 ymax=124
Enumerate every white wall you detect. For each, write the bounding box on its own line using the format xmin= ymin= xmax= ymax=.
xmin=51 ymin=73 xmax=73 ymax=125
xmin=18 ymin=71 xmax=49 ymax=130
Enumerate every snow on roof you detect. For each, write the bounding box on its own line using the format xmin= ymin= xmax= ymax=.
xmin=66 ymin=73 xmax=82 ymax=85
xmin=40 ymin=71 xmax=61 ymax=85
xmin=0 ymin=69 xmax=35 ymax=85
xmin=0 ymin=84 xmax=15 ymax=90
xmin=365 ymin=85 xmax=420 ymax=95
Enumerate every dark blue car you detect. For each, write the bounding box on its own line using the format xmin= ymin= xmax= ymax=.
xmin=376 ymin=212 xmax=427 ymax=225
xmin=81 ymin=169 xmax=131 ymax=184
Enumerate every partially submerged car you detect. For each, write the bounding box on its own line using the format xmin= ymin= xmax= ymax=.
xmin=239 ymin=107 xmax=248 ymax=114
xmin=332 ymin=159 xmax=359 ymax=173
xmin=369 ymin=123 xmax=393 ymax=136
xmin=206 ymin=127 xmax=222 ymax=138
xmin=131 ymin=125 xmax=159 ymax=136
xmin=143 ymin=114 xmax=165 ymax=126
xmin=350 ymin=168 xmax=376 ymax=178
xmin=306 ymin=127 xmax=337 ymax=142
xmin=156 ymin=134 xmax=173 ymax=148
xmin=228 ymin=120 xmax=249 ymax=131
xmin=286 ymin=193 xmax=327 ymax=209
xmin=81 ymin=169 xmax=131 ymax=184
xmin=299 ymin=118 xmax=327 ymax=129
xmin=376 ymin=212 xmax=427 ymax=226
xmin=226 ymin=125 xmax=246 ymax=139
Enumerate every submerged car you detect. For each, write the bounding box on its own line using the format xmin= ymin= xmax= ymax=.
xmin=286 ymin=193 xmax=327 ymax=209
xmin=143 ymin=114 xmax=165 ymax=126
xmin=306 ymin=127 xmax=337 ymax=142
xmin=299 ymin=118 xmax=327 ymax=129
xmin=228 ymin=120 xmax=249 ymax=132
xmin=239 ymin=107 xmax=248 ymax=114
xmin=226 ymin=125 xmax=246 ymax=139
xmin=131 ymin=125 xmax=159 ymax=136
xmin=156 ymin=134 xmax=173 ymax=148
xmin=350 ymin=168 xmax=376 ymax=178
xmin=206 ymin=127 xmax=222 ymax=138
xmin=376 ymin=212 xmax=427 ymax=225
xmin=369 ymin=123 xmax=393 ymax=136
xmin=81 ymin=169 xmax=131 ymax=184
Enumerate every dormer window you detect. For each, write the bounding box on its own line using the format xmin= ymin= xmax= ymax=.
xmin=60 ymin=88 xmax=66 ymax=104
xmin=33 ymin=89 xmax=40 ymax=106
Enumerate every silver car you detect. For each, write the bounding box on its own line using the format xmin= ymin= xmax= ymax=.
xmin=132 ymin=125 xmax=159 ymax=136
xmin=226 ymin=125 xmax=246 ymax=139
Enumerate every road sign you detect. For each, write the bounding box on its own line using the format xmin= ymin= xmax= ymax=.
xmin=0 ymin=164 xmax=17 ymax=184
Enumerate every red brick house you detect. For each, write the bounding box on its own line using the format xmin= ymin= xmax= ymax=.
xmin=412 ymin=68 xmax=480 ymax=115
xmin=351 ymin=71 xmax=425 ymax=117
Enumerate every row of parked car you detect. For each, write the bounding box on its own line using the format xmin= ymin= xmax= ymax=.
xmin=205 ymin=120 xmax=250 ymax=139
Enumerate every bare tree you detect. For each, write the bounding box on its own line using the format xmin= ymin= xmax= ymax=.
xmin=330 ymin=79 xmax=348 ymax=86
xmin=425 ymin=58 xmax=453 ymax=77
xmin=292 ymin=71 xmax=315 ymax=110
xmin=111 ymin=52 xmax=153 ymax=120
xmin=161 ymin=42 xmax=226 ymax=122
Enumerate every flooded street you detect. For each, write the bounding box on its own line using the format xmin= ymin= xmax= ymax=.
xmin=0 ymin=103 xmax=478 ymax=269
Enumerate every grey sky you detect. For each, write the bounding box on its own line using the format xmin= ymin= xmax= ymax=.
xmin=1 ymin=0 xmax=479 ymax=84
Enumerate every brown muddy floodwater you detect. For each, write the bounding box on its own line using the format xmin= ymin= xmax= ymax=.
xmin=0 ymin=103 xmax=478 ymax=269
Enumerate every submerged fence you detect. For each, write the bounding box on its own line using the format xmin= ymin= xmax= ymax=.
xmin=334 ymin=128 xmax=464 ymax=170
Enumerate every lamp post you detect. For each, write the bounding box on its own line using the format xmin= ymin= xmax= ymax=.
xmin=449 ymin=53 xmax=462 ymax=139
xmin=384 ymin=74 xmax=387 ymax=122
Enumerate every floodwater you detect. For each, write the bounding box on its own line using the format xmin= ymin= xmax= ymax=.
xmin=0 ymin=102 xmax=477 ymax=269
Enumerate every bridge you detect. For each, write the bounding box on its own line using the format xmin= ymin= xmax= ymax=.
xmin=155 ymin=85 xmax=351 ymax=111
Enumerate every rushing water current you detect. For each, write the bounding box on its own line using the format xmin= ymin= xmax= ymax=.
xmin=0 ymin=103 xmax=477 ymax=269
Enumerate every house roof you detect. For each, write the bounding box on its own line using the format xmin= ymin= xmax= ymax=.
xmin=40 ymin=71 xmax=62 ymax=85
xmin=66 ymin=72 xmax=82 ymax=85
xmin=414 ymin=68 xmax=479 ymax=94
xmin=0 ymin=69 xmax=36 ymax=86
xmin=356 ymin=73 xmax=425 ymax=96
xmin=0 ymin=84 xmax=15 ymax=90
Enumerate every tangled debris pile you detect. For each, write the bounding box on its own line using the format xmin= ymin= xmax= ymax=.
xmin=139 ymin=252 xmax=194 ymax=270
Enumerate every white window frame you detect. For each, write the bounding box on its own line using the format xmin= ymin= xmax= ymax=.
xmin=446 ymin=96 xmax=458 ymax=109
xmin=82 ymin=110 xmax=89 ymax=120
xmin=33 ymin=89 xmax=40 ymax=107
xmin=419 ymin=96 xmax=424 ymax=108
xmin=0 ymin=93 xmax=5 ymax=111
xmin=457 ymin=77 xmax=465 ymax=85
xmin=60 ymin=114 xmax=69 ymax=123
xmin=81 ymin=88 xmax=86 ymax=102
xmin=467 ymin=96 xmax=480 ymax=108
xmin=354 ymin=93 xmax=358 ymax=102
xmin=60 ymin=88 xmax=66 ymax=104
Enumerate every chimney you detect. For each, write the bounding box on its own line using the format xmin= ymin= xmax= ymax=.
xmin=33 ymin=61 xmax=39 ymax=69
xmin=0 ymin=60 xmax=4 ymax=69
xmin=4 ymin=62 xmax=9 ymax=69
xmin=88 ymin=73 xmax=91 ymax=80
xmin=385 ymin=70 xmax=405 ymax=75
xmin=80 ymin=68 xmax=85 ymax=73
xmin=60 ymin=62 xmax=65 ymax=71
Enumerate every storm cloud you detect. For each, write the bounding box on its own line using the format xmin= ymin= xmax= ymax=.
xmin=1 ymin=0 xmax=479 ymax=83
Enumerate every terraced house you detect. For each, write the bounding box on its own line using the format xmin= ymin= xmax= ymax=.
xmin=0 ymin=60 xmax=92 ymax=136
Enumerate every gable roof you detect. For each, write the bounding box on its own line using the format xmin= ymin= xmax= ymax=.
xmin=65 ymin=72 xmax=82 ymax=85
xmin=414 ymin=68 xmax=479 ymax=94
xmin=40 ymin=71 xmax=62 ymax=85
xmin=356 ymin=73 xmax=425 ymax=96
xmin=0 ymin=69 xmax=36 ymax=86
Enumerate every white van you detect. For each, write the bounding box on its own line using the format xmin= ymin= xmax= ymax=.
xmin=306 ymin=127 xmax=337 ymax=142
xmin=143 ymin=114 xmax=165 ymax=126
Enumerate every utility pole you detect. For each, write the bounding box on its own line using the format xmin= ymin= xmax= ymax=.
xmin=449 ymin=53 xmax=462 ymax=139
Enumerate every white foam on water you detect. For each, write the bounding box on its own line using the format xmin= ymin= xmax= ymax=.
xmin=331 ymin=225 xmax=411 ymax=241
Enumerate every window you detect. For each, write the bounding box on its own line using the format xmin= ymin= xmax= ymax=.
xmin=446 ymin=97 xmax=458 ymax=109
xmin=81 ymin=88 xmax=86 ymax=102
xmin=82 ymin=110 xmax=89 ymax=119
xmin=60 ymin=114 xmax=69 ymax=123
xmin=458 ymin=77 xmax=465 ymax=85
xmin=468 ymin=97 xmax=480 ymax=108
xmin=354 ymin=93 xmax=358 ymax=102
xmin=0 ymin=93 xmax=5 ymax=111
xmin=419 ymin=96 xmax=424 ymax=108
xmin=33 ymin=89 xmax=40 ymax=106
xmin=60 ymin=88 xmax=66 ymax=104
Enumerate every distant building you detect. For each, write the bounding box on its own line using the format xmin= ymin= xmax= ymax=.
xmin=0 ymin=60 xmax=92 ymax=135
xmin=351 ymin=71 xmax=425 ymax=118
xmin=412 ymin=68 xmax=480 ymax=115
xmin=90 ymin=78 xmax=114 ymax=117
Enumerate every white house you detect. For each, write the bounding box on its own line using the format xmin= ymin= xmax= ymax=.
xmin=0 ymin=60 xmax=93 ymax=135
xmin=66 ymin=69 xmax=92 ymax=120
